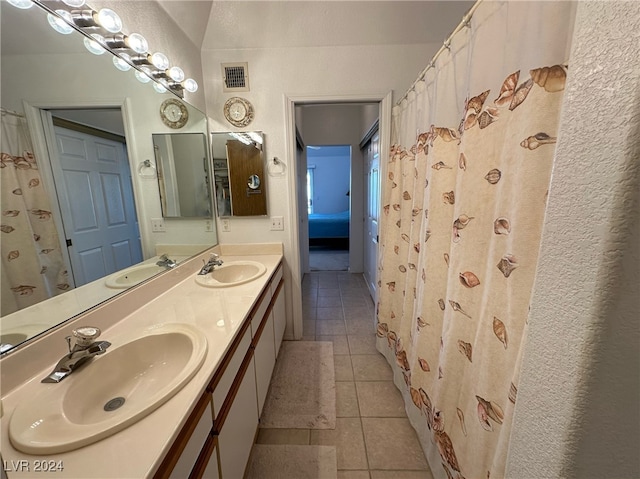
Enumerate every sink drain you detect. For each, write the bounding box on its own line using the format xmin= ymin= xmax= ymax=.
xmin=104 ymin=397 xmax=125 ymax=412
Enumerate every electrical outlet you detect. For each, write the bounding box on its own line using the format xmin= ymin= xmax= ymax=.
xmin=270 ymin=216 xmax=284 ymax=231
xmin=151 ymin=218 xmax=165 ymax=232
xmin=221 ymin=219 xmax=230 ymax=232
xmin=205 ymin=219 xmax=213 ymax=232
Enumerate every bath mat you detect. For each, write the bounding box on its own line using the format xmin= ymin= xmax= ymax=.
xmin=260 ymin=341 xmax=336 ymax=429
xmin=246 ymin=444 xmax=337 ymax=479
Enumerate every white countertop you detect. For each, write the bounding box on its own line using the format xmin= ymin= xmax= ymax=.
xmin=0 ymin=247 xmax=283 ymax=478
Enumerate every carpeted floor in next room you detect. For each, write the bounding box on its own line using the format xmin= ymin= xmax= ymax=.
xmin=249 ymin=271 xmax=433 ymax=479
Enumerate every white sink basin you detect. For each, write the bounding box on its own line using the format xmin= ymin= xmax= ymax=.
xmin=9 ymin=323 xmax=207 ymax=454
xmin=195 ymin=260 xmax=266 ymax=288
xmin=104 ymin=263 xmax=167 ymax=289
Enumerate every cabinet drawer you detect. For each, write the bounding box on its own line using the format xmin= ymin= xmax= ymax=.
xmin=210 ymin=325 xmax=251 ymax=418
xmin=270 ymin=263 xmax=283 ymax=295
xmin=272 ymin=281 xmax=286 ymax=356
xmin=250 ymin=286 xmax=271 ymax=338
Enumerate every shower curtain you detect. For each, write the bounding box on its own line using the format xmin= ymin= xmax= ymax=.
xmin=1 ymin=110 xmax=68 ymax=316
xmin=376 ymin=2 xmax=575 ymax=478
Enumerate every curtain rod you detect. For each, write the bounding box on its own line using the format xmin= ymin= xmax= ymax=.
xmin=1 ymin=107 xmax=25 ymax=118
xmin=396 ymin=0 xmax=484 ymax=106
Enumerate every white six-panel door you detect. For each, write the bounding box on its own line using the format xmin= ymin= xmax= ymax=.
xmin=51 ymin=125 xmax=142 ymax=286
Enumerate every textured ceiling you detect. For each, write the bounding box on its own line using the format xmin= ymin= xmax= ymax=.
xmin=162 ymin=1 xmax=475 ymax=50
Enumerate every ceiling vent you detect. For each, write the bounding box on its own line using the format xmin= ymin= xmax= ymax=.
xmin=222 ymin=62 xmax=249 ymax=92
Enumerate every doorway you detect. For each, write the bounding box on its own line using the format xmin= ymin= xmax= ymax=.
xmin=284 ymin=92 xmax=392 ymax=340
xmin=307 ymin=144 xmax=351 ymax=271
xmin=294 ymin=103 xmax=380 ymax=278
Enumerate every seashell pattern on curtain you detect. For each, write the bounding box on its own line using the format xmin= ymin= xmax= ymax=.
xmin=375 ymin=3 xmax=575 ymax=478
xmin=378 ymin=64 xmax=567 ymax=478
xmin=1 ymin=112 xmax=68 ymax=316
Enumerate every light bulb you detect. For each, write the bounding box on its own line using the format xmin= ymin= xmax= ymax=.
xmin=153 ymin=82 xmax=168 ymax=94
xmin=7 ymin=0 xmax=33 ymax=9
xmin=150 ymin=52 xmax=169 ymax=70
xmin=47 ymin=10 xmax=74 ymax=35
xmin=126 ymin=33 xmax=148 ymax=54
xmin=96 ymin=9 xmax=122 ymax=34
xmin=84 ymin=34 xmax=106 ymax=55
xmin=61 ymin=0 xmax=85 ymax=6
xmin=134 ymin=67 xmax=152 ymax=84
xmin=168 ymin=66 xmax=185 ymax=82
xmin=183 ymin=78 xmax=198 ymax=93
xmin=112 ymin=54 xmax=131 ymax=72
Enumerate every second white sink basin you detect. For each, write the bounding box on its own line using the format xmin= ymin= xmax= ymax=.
xmin=9 ymin=323 xmax=207 ymax=455
xmin=195 ymin=260 xmax=266 ymax=288
xmin=104 ymin=263 xmax=167 ymax=289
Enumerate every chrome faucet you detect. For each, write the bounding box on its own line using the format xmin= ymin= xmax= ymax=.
xmin=42 ymin=326 xmax=111 ymax=383
xmin=198 ymin=253 xmax=223 ymax=275
xmin=156 ymin=253 xmax=177 ymax=269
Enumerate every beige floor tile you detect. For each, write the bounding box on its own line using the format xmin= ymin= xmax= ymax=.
xmin=346 ymin=318 xmax=376 ymax=336
xmin=256 ymin=428 xmax=310 ymax=445
xmin=348 ymin=335 xmax=379 ymax=355
xmin=318 ymin=288 xmax=341 ymax=297
xmin=370 ymin=471 xmax=433 ymax=479
xmin=361 ymin=418 xmax=428 ymax=470
xmin=317 ymin=319 xmax=347 ymax=335
xmin=318 ymin=296 xmax=344 ymax=308
xmin=310 ymin=417 xmax=368 ymax=470
xmin=318 ymin=307 xmax=345 ymax=321
xmin=338 ymin=471 xmax=371 ymax=479
xmin=335 ymin=381 xmax=360 ymax=417
xmin=344 ymin=309 xmax=375 ymax=323
xmin=303 ymin=320 xmax=316 ymax=336
xmin=351 ymin=355 xmax=393 ymax=381
xmin=303 ymin=307 xmax=317 ymax=320
xmin=317 ymin=335 xmax=350 ymax=355
xmin=334 ymin=355 xmax=354 ymax=381
xmin=356 ymin=382 xmax=406 ymax=417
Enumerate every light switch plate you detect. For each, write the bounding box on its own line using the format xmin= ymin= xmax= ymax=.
xmin=151 ymin=218 xmax=165 ymax=232
xmin=270 ymin=216 xmax=284 ymax=231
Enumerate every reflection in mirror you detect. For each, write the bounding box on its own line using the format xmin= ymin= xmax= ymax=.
xmin=247 ymin=174 xmax=261 ymax=190
xmin=212 ymin=132 xmax=267 ymax=217
xmin=153 ymin=133 xmax=212 ymax=218
xmin=0 ymin=1 xmax=216 ymax=355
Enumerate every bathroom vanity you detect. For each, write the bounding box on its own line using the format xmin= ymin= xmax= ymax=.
xmin=0 ymin=244 xmax=285 ymax=478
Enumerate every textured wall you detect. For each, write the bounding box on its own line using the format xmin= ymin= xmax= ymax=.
xmin=506 ymin=2 xmax=640 ymax=477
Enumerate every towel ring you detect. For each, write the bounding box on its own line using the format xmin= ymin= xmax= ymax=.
xmin=138 ymin=159 xmax=156 ymax=179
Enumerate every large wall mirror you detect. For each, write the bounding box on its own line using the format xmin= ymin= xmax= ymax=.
xmin=212 ymin=132 xmax=267 ymax=217
xmin=153 ymin=133 xmax=212 ymax=218
xmin=0 ymin=1 xmax=216 ymax=355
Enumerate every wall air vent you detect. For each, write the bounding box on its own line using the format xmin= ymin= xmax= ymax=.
xmin=222 ymin=62 xmax=249 ymax=92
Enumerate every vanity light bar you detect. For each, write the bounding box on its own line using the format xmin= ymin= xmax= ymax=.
xmin=24 ymin=0 xmax=198 ymax=96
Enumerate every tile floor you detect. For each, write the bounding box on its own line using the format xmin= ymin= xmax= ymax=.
xmin=256 ymin=271 xmax=433 ymax=479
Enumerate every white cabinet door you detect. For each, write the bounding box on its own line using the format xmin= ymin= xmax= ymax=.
xmin=272 ymin=285 xmax=286 ymax=357
xmin=217 ymin=357 xmax=258 ymax=479
xmin=169 ymin=398 xmax=213 ymax=479
xmin=254 ymin=313 xmax=276 ymax=416
xmin=201 ymin=442 xmax=220 ymax=479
